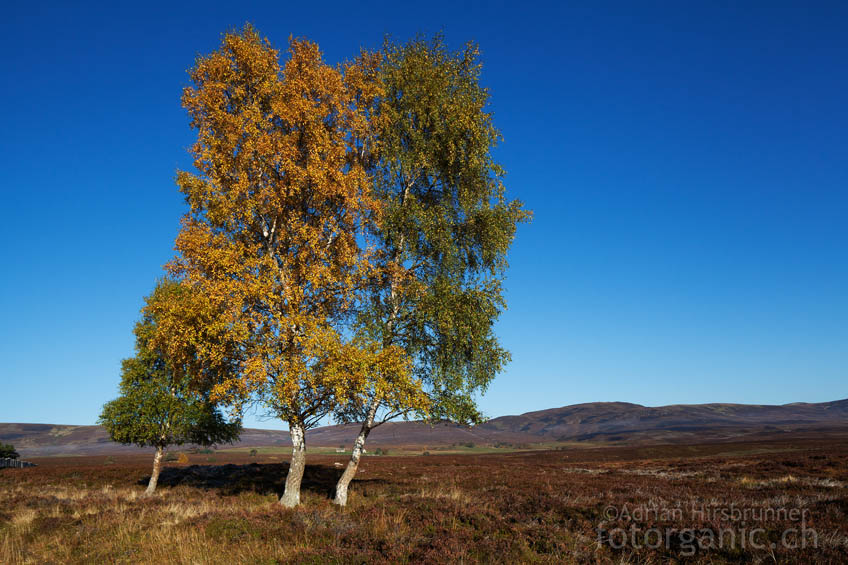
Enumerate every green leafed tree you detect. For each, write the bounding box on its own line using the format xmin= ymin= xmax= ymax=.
xmin=99 ymin=280 xmax=242 ymax=495
xmin=332 ymin=35 xmax=531 ymax=505
xmin=0 ymin=443 xmax=19 ymax=459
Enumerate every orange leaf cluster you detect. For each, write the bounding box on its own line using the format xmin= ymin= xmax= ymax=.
xmin=150 ymin=26 xmax=427 ymax=427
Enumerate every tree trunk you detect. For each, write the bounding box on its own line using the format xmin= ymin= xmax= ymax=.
xmin=145 ymin=446 xmax=164 ymax=496
xmin=279 ymin=422 xmax=306 ymax=508
xmin=333 ymin=400 xmax=379 ymax=506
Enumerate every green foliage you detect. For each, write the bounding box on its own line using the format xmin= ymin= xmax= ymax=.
xmin=0 ymin=443 xmax=19 ymax=459
xmin=99 ymin=280 xmax=242 ymax=451
xmin=343 ymin=34 xmax=531 ymax=426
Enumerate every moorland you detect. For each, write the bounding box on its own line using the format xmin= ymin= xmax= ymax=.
xmin=2 ymin=435 xmax=847 ymax=563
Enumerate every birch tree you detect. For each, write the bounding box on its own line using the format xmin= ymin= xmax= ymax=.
xmin=99 ymin=280 xmax=241 ymax=496
xmin=160 ymin=27 xmax=419 ymax=507
xmin=332 ymin=35 xmax=530 ymax=506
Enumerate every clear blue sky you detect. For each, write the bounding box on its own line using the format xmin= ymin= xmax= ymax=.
xmin=2 ymin=1 xmax=846 ymax=429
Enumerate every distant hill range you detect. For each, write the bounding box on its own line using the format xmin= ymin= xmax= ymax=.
xmin=4 ymin=399 xmax=847 ymax=457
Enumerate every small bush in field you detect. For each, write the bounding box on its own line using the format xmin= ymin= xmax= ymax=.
xmin=0 ymin=443 xmax=19 ymax=459
xmin=249 ymin=449 xmax=258 ymax=457
xmin=177 ymin=452 xmax=189 ymax=464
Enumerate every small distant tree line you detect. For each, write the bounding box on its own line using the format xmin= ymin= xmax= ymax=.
xmin=100 ymin=25 xmax=528 ymax=503
xmin=0 ymin=443 xmax=19 ymax=459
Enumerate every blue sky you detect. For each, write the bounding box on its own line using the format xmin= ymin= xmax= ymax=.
xmin=2 ymin=1 xmax=846 ymax=429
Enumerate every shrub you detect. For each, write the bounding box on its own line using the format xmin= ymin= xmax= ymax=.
xmin=0 ymin=443 xmax=19 ymax=459
xmin=249 ymin=449 xmax=258 ymax=457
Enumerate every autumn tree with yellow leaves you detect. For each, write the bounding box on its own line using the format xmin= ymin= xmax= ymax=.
xmin=152 ymin=26 xmax=526 ymax=508
xmin=157 ymin=26 xmax=426 ymax=507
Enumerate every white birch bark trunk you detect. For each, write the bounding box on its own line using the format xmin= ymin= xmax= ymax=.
xmin=145 ymin=445 xmax=164 ymax=496
xmin=333 ymin=400 xmax=379 ymax=506
xmin=279 ymin=422 xmax=306 ymax=507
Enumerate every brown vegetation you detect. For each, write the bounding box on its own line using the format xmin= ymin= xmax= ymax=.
xmin=1 ymin=437 xmax=847 ymax=563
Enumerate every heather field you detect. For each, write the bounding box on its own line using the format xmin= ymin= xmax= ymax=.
xmin=2 ymin=437 xmax=847 ymax=563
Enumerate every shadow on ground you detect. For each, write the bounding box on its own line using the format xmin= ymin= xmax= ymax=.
xmin=143 ymin=463 xmax=387 ymax=498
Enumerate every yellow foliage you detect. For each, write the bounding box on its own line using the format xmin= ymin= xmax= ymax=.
xmin=150 ymin=26 xmax=427 ymax=427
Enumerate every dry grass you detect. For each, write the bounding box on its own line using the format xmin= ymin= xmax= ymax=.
xmin=0 ymin=438 xmax=846 ymax=563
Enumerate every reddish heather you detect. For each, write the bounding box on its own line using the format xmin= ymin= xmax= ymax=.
xmin=2 ymin=437 xmax=847 ymax=563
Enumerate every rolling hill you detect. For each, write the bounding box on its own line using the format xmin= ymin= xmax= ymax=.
xmin=477 ymin=399 xmax=848 ymax=443
xmin=3 ymin=399 xmax=847 ymax=457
